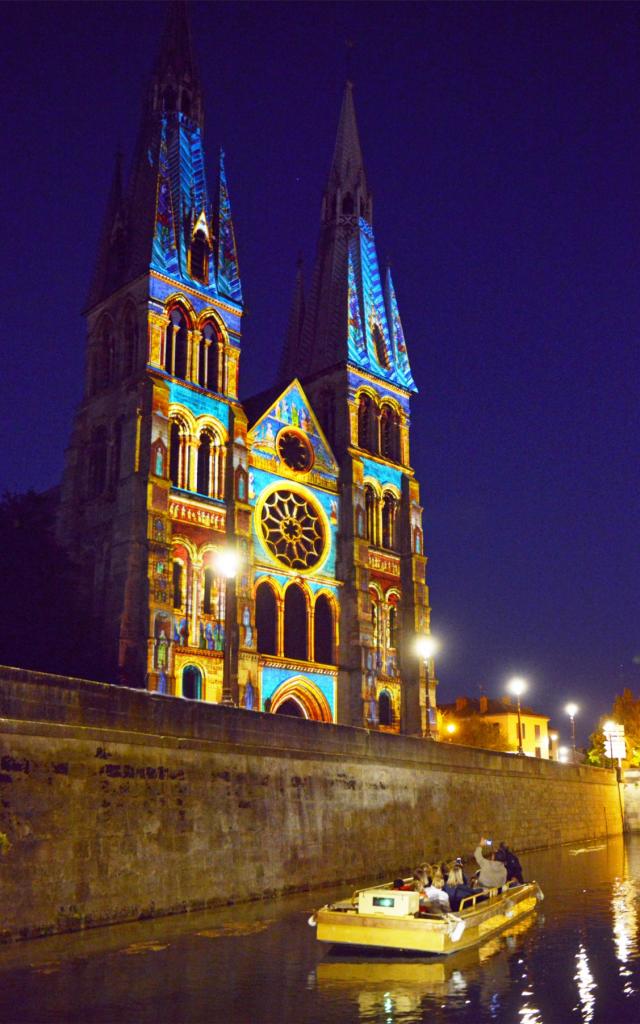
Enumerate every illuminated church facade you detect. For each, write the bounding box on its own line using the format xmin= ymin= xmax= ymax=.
xmin=57 ymin=3 xmax=436 ymax=735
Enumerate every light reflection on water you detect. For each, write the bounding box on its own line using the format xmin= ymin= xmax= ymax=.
xmin=1 ymin=836 xmax=640 ymax=1023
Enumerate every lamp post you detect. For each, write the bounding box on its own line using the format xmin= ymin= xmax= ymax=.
xmin=446 ymin=722 xmax=457 ymax=742
xmin=565 ymin=702 xmax=579 ymax=762
xmin=216 ymin=547 xmax=241 ymax=705
xmin=507 ymin=676 xmax=527 ymax=755
xmin=416 ymin=635 xmax=438 ymax=739
xmin=603 ymin=720 xmax=617 ymax=766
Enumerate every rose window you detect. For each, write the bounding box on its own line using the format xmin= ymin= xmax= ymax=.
xmin=277 ymin=429 xmax=313 ymax=472
xmin=259 ymin=489 xmax=325 ymax=570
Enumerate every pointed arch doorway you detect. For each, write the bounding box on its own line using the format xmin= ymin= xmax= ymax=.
xmin=270 ymin=677 xmax=332 ymax=723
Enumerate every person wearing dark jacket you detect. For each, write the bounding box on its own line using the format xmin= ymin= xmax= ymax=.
xmin=496 ymin=842 xmax=524 ymax=884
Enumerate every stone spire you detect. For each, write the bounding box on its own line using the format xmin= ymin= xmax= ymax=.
xmin=89 ymin=0 xmax=242 ymax=310
xmin=87 ymin=150 xmax=126 ymax=308
xmin=291 ymin=82 xmax=414 ymax=391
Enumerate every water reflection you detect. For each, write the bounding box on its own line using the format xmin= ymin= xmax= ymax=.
xmin=574 ymin=943 xmax=596 ymax=1023
xmin=3 ymin=837 xmax=640 ymax=1023
xmin=316 ymin=916 xmax=536 ymax=1021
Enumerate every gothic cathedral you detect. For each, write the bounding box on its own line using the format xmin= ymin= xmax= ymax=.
xmin=57 ymin=3 xmax=436 ymax=735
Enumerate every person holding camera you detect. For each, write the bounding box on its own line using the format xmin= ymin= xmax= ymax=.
xmin=474 ymin=837 xmax=508 ymax=889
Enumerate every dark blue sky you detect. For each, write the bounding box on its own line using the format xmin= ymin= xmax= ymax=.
xmin=1 ymin=1 xmax=638 ymax=743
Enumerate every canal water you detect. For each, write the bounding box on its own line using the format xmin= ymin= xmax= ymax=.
xmin=1 ymin=835 xmax=640 ymax=1023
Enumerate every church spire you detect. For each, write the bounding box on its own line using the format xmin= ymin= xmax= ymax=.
xmin=323 ymin=80 xmax=371 ymax=224
xmin=290 ymin=83 xmax=414 ymax=391
xmin=87 ymin=150 xmax=126 ymax=308
xmin=149 ymin=0 xmax=204 ymax=129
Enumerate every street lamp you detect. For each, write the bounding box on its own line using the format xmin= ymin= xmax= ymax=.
xmin=416 ymin=635 xmax=438 ymax=739
xmin=507 ymin=676 xmax=527 ymax=755
xmin=446 ymin=722 xmax=457 ymax=742
xmin=215 ymin=546 xmax=241 ymax=705
xmin=565 ymin=702 xmax=579 ymax=761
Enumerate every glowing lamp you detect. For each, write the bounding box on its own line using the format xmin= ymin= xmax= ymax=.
xmin=216 ymin=548 xmax=241 ymax=579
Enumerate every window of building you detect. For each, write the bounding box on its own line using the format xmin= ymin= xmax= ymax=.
xmin=358 ymin=394 xmax=376 ymax=453
xmin=190 ymin=230 xmax=209 ymax=284
xmin=196 ymin=432 xmax=212 ymax=495
xmin=388 ymin=602 xmax=398 ymax=650
xmin=88 ymin=426 xmax=108 ymax=498
xmin=182 ymin=665 xmax=202 ymax=700
xmin=284 ymin=584 xmax=307 ymax=661
xmin=381 ymin=492 xmax=398 ymax=550
xmin=380 ymin=405 xmax=400 ymax=462
xmin=172 ymin=561 xmax=183 ymax=609
xmin=372 ymin=324 xmax=390 ymax=370
xmin=110 ymin=418 xmax=123 ymax=488
xmin=379 ymin=691 xmax=393 ymax=726
xmin=314 ymin=594 xmax=334 ymax=665
xmin=256 ymin=581 xmax=277 ymax=655
xmin=122 ymin=304 xmax=138 ymax=377
xmin=164 ymin=307 xmax=188 ymax=380
xmin=364 ymin=485 xmax=377 ymax=545
xmin=198 ymin=322 xmax=220 ymax=391
xmin=203 ymin=568 xmax=214 ymax=615
xmin=169 ymin=420 xmax=184 ymax=488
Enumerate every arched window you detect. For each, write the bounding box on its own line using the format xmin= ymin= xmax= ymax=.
xmin=196 ymin=431 xmax=212 ymax=495
xmin=388 ymin=601 xmax=399 ymax=650
xmin=182 ymin=666 xmax=202 ymax=700
xmin=372 ymin=324 xmax=390 ymax=369
xmin=164 ymin=307 xmax=188 ymax=380
xmin=198 ymin=322 xmax=220 ymax=391
xmin=169 ymin=420 xmax=185 ymax=488
xmin=371 ymin=595 xmax=380 ymax=651
xmin=314 ymin=594 xmax=334 ymax=665
xmin=380 ymin=405 xmax=400 ymax=462
xmin=172 ymin=561 xmax=183 ymax=609
xmin=284 ymin=584 xmax=308 ymax=661
xmin=195 ymin=431 xmax=224 ymax=498
xmin=364 ymin=485 xmax=377 ymax=546
xmin=110 ymin=417 xmax=123 ymax=488
xmin=382 ymin=492 xmax=398 ymax=550
xmin=203 ymin=567 xmax=214 ymax=615
xmin=122 ymin=305 xmax=138 ymax=377
xmin=379 ymin=691 xmax=393 ymax=726
xmin=190 ymin=230 xmax=209 ymax=284
xmin=358 ymin=394 xmax=376 ymax=452
xmin=256 ymin=581 xmax=277 ymax=655
xmin=88 ymin=426 xmax=108 ymax=498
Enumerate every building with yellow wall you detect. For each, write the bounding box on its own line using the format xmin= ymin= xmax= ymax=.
xmin=438 ymin=696 xmax=552 ymax=758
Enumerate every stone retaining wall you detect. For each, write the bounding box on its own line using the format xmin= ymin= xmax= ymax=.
xmin=0 ymin=666 xmax=623 ymax=941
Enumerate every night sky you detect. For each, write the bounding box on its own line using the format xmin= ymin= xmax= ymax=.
xmin=1 ymin=1 xmax=638 ymax=744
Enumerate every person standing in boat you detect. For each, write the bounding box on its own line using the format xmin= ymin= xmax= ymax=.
xmin=474 ymin=837 xmax=508 ymax=889
xmin=495 ymin=842 xmax=524 ymax=884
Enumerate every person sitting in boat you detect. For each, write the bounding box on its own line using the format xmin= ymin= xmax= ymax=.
xmin=474 ymin=837 xmax=508 ymax=890
xmin=420 ymin=873 xmax=451 ymax=914
xmin=444 ymin=858 xmax=475 ymax=911
xmin=495 ymin=842 xmax=524 ymax=884
xmin=446 ymin=858 xmax=467 ymax=887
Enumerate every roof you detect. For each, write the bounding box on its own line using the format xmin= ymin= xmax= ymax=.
xmin=439 ymin=697 xmax=549 ymax=721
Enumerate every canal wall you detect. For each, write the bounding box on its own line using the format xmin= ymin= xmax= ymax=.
xmin=0 ymin=667 xmax=623 ymax=941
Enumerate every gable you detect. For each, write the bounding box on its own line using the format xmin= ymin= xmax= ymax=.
xmin=247 ymin=379 xmax=338 ymax=482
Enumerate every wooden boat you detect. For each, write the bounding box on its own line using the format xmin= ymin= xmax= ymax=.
xmin=311 ymin=878 xmax=542 ymax=956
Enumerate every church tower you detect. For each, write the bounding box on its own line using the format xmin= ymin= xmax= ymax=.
xmin=281 ymin=82 xmax=435 ymax=734
xmin=58 ymin=2 xmax=251 ymax=699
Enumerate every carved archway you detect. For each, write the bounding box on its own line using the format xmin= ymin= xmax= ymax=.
xmin=270 ymin=677 xmax=332 ymax=722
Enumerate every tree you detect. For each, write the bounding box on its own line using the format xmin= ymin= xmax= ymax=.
xmin=586 ymin=690 xmax=640 ymax=767
xmin=441 ymin=712 xmax=516 ymax=752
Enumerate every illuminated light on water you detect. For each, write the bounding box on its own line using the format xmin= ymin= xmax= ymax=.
xmin=574 ymin=943 xmax=597 ymax=1023
xmin=518 ymin=1006 xmax=543 ymax=1024
xmin=612 ymin=878 xmax=638 ymax=967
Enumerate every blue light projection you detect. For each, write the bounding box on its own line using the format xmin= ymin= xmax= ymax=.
xmin=345 ymin=217 xmax=416 ymax=393
xmin=169 ymin=381 xmax=230 ymax=428
xmin=360 ymin=455 xmax=403 ymax=491
xmin=216 ymin=150 xmax=243 ymax=304
xmin=260 ymin=664 xmax=336 ymax=714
